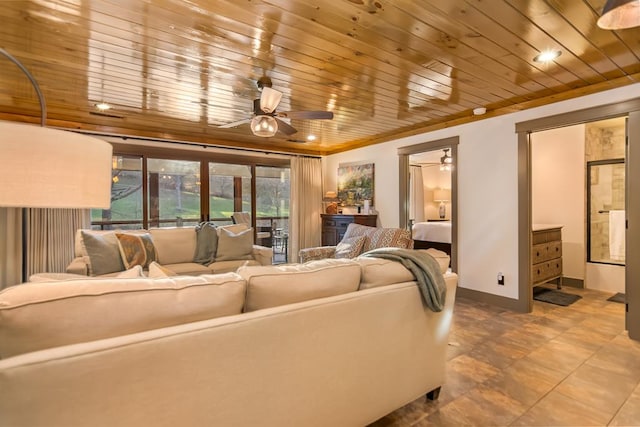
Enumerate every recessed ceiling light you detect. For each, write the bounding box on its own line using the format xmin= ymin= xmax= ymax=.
xmin=533 ymin=50 xmax=562 ymax=63
xmin=307 ymin=134 xmax=317 ymax=141
xmin=95 ymin=102 xmax=111 ymax=111
xmin=473 ymin=107 xmax=487 ymax=116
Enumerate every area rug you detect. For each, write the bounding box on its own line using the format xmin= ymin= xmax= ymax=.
xmin=607 ymin=293 xmax=626 ymax=304
xmin=533 ymin=287 xmax=582 ymax=306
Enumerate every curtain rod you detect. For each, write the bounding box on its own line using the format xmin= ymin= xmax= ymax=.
xmin=61 ymin=128 xmax=322 ymax=159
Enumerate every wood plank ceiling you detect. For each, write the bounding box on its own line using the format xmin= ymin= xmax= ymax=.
xmin=0 ymin=0 xmax=639 ymax=155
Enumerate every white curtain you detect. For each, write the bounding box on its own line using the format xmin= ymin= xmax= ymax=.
xmin=0 ymin=208 xmax=23 ymax=289
xmin=25 ymin=208 xmax=90 ymax=278
xmin=410 ymin=165 xmax=425 ymax=223
xmin=289 ymin=157 xmax=323 ymax=262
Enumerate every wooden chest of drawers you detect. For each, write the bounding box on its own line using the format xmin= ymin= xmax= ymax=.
xmin=531 ymin=225 xmax=563 ymax=288
xmin=321 ymin=214 xmax=377 ymax=246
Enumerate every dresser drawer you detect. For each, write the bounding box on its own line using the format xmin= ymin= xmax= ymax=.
xmin=532 ymin=259 xmax=563 ymax=284
xmin=532 ymin=241 xmax=562 ymax=264
xmin=322 ymin=218 xmax=336 ymax=227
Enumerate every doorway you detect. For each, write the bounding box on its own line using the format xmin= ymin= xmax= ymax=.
xmin=398 ymin=136 xmax=458 ymax=272
xmin=517 ymin=99 xmax=640 ymax=340
xmin=531 ymin=118 xmax=626 ymax=296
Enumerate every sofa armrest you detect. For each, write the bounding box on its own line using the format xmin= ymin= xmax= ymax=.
xmin=66 ymin=257 xmax=89 ymax=276
xmin=252 ymin=245 xmax=274 ymax=265
xmin=298 ymin=246 xmax=337 ymax=263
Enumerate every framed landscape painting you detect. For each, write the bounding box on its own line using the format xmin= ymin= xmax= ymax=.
xmin=337 ymin=162 xmax=374 ymax=206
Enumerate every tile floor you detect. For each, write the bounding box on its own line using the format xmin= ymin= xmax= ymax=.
xmin=371 ymin=285 xmax=640 ymax=426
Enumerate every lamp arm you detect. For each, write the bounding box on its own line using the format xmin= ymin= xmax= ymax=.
xmin=0 ymin=48 xmax=46 ymax=127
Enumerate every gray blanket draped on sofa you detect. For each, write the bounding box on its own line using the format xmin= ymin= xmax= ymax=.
xmin=361 ymin=248 xmax=447 ymax=312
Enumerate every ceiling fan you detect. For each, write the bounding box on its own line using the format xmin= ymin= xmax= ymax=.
xmin=218 ymin=77 xmax=334 ymax=138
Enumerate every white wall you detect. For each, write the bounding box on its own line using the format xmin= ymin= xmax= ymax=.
xmin=532 ymin=125 xmax=586 ymax=281
xmin=324 ymin=83 xmax=640 ymax=301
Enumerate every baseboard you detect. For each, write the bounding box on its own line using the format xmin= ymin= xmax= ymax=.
xmin=546 ymin=277 xmax=584 ymax=288
xmin=455 ymin=287 xmax=525 ymax=312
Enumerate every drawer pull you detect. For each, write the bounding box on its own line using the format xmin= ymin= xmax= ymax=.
xmin=536 ymin=251 xmax=540 ymax=257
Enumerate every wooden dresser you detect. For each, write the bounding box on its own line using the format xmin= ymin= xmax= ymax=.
xmin=321 ymin=214 xmax=377 ymax=246
xmin=531 ymin=225 xmax=563 ymax=289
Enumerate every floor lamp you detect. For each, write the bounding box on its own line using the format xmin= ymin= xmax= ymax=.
xmin=0 ymin=49 xmax=113 ymax=282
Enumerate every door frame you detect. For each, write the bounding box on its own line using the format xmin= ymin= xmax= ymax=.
xmin=398 ymin=136 xmax=459 ymax=273
xmin=516 ymin=99 xmax=640 ymax=339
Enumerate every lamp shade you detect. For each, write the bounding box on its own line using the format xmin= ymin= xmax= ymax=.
xmin=433 ymin=189 xmax=450 ymax=202
xmin=0 ymin=121 xmax=113 ymax=209
xmin=597 ymin=0 xmax=640 ymax=29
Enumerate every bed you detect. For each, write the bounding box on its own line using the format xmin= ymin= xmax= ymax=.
xmin=412 ymin=221 xmax=452 ymax=256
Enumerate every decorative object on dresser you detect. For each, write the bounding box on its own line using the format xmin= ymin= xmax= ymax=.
xmin=531 ymin=225 xmax=563 ymax=290
xmin=322 ymin=191 xmax=340 ymax=214
xmin=321 ymin=214 xmax=377 ymax=246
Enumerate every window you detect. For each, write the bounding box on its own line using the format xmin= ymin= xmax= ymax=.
xmin=91 ymin=147 xmax=290 ymax=234
xmin=209 ymin=163 xmax=252 ymax=224
xmin=147 ymin=159 xmax=201 ymax=228
xmin=92 ymin=155 xmax=142 ymax=230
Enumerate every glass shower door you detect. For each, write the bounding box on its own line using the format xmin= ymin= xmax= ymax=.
xmin=587 ymin=160 xmax=625 ymax=265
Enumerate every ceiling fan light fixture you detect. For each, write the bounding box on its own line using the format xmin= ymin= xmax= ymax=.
xmin=259 ymin=87 xmax=282 ymax=113
xmin=250 ymin=115 xmax=278 ymax=137
xmin=440 ymin=148 xmax=452 ymax=171
xmin=597 ymin=0 xmax=640 ymax=29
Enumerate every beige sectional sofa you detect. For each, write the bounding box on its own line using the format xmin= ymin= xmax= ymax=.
xmin=66 ymin=224 xmax=273 ymax=277
xmin=0 ymin=251 xmax=457 ymax=427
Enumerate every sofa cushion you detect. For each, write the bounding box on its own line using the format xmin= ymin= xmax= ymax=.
xmin=0 ymin=273 xmax=247 ymax=358
xmin=238 ymin=258 xmax=361 ymax=312
xmin=335 ymin=235 xmax=366 ymax=259
xmin=355 ymin=249 xmax=450 ymax=290
xmin=215 ymin=227 xmax=254 ymax=262
xmin=81 ymin=231 xmax=124 ymax=276
xmin=354 ymin=257 xmax=415 ymax=290
xmin=148 ymin=227 xmax=197 ymax=265
xmin=163 ymin=262 xmax=212 ymax=276
xmin=419 ymin=248 xmax=450 ymax=274
xmin=343 ymin=223 xmax=414 ymax=252
xmin=209 ymin=259 xmax=260 ymax=274
xmin=148 ymin=261 xmax=177 ymax=278
xmin=116 ymin=232 xmax=158 ymax=269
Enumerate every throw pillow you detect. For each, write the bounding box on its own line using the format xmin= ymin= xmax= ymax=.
xmin=115 ymin=233 xmax=158 ymax=269
xmin=335 ymin=235 xmax=366 ymax=259
xmin=81 ymin=231 xmax=125 ymax=276
xmin=115 ymin=265 xmax=145 ymax=278
xmin=148 ymin=261 xmax=177 ymax=278
xmin=215 ymin=227 xmax=254 ymax=262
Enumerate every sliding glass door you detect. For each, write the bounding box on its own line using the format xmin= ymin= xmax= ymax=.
xmin=147 ymin=159 xmax=201 ymax=228
xmin=208 ymin=163 xmax=252 ymax=224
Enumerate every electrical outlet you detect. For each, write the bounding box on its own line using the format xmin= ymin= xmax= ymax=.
xmin=497 ymin=272 xmax=504 ymax=285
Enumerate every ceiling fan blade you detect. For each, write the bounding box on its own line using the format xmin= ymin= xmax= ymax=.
xmin=260 ymin=87 xmax=282 ymax=113
xmin=275 ymin=117 xmax=298 ymax=135
xmin=277 ymin=110 xmax=334 ymax=120
xmin=218 ymin=118 xmax=251 ymax=128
